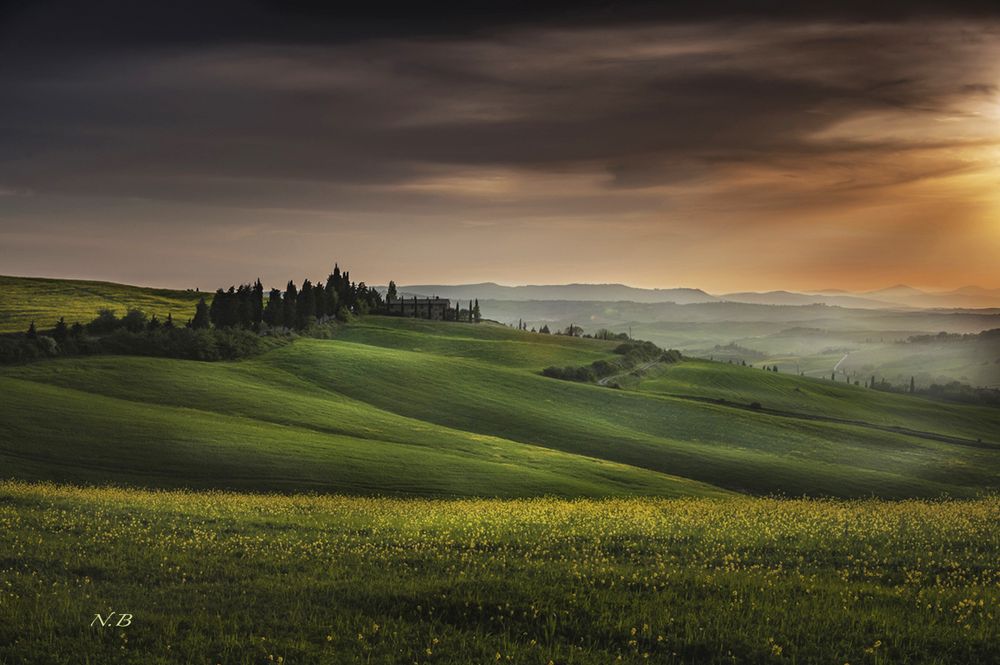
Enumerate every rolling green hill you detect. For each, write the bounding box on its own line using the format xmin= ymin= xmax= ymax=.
xmin=0 ymin=275 xmax=202 ymax=333
xmin=637 ymin=359 xmax=1000 ymax=442
xmin=1 ymin=311 xmax=997 ymax=498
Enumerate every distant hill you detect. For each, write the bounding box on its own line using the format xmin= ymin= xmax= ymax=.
xmin=0 ymin=275 xmax=203 ymax=334
xmin=718 ymin=290 xmax=896 ymax=309
xmin=859 ymin=285 xmax=1000 ymax=309
xmin=6 ymin=276 xmax=998 ymax=336
xmin=866 ymin=284 xmax=929 ymax=299
xmin=392 ymin=281 xmax=1000 ymax=309
xmin=396 ymin=282 xmax=717 ymax=304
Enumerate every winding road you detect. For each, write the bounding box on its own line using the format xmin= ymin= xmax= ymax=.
xmin=833 ymin=352 xmax=850 ymax=373
xmin=597 ymin=359 xmax=661 ymax=386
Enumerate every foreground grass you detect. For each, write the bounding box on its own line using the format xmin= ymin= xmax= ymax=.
xmin=1 ymin=482 xmax=996 ymax=664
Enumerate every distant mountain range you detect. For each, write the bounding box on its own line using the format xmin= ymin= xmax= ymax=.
xmin=390 ymin=282 xmax=1000 ymax=310
xmin=397 ymin=283 xmax=716 ymax=304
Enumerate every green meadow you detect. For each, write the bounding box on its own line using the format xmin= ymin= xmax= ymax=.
xmin=1 ymin=482 xmax=996 ymax=665
xmin=2 ymin=277 xmax=999 ymax=664
xmin=2 ymin=312 xmax=999 ymax=498
xmin=0 ymin=318 xmax=709 ymax=498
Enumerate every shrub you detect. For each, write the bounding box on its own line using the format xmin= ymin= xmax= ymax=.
xmin=86 ymin=308 xmax=119 ymax=335
xmin=542 ymin=366 xmax=597 ymax=382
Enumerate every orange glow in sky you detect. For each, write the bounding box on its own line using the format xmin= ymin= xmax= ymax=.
xmin=1 ymin=18 xmax=999 ymax=292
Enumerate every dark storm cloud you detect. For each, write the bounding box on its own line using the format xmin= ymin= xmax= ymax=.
xmin=4 ymin=1 xmax=1000 ymax=50
xmin=2 ymin=1 xmax=1000 ymax=291
xmin=2 ymin=14 xmax=998 ymax=214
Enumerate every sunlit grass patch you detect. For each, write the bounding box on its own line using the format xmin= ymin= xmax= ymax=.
xmin=1 ymin=482 xmax=996 ymax=664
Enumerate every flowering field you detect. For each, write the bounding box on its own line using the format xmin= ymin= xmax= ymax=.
xmin=1 ymin=482 xmax=996 ymax=664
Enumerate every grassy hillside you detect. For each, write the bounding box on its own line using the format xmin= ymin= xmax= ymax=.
xmin=638 ymin=359 xmax=1000 ymax=442
xmin=1 ymin=315 xmax=997 ymax=498
xmin=0 ymin=275 xmax=202 ymax=333
xmin=2 ymin=482 xmax=996 ymax=664
xmin=840 ymin=337 xmax=1000 ymax=389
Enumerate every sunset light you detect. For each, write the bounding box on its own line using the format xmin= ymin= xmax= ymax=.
xmin=1 ymin=4 xmax=998 ymax=665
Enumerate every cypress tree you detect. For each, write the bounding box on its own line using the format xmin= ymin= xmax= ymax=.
xmin=164 ymin=313 xmax=175 ymax=329
xmin=297 ymin=279 xmax=316 ymax=328
xmin=252 ymin=279 xmax=264 ymax=328
xmin=209 ymin=288 xmax=225 ymax=328
xmin=910 ymin=376 xmax=915 ymax=393
xmin=283 ymin=281 xmax=298 ymax=328
xmin=332 ymin=264 xmax=342 ymax=297
xmin=226 ymin=287 xmax=240 ymax=328
xmin=263 ymin=288 xmax=283 ymax=327
xmin=53 ymin=317 xmax=68 ymax=342
xmin=26 ymin=321 xmax=37 ymax=339
xmin=314 ymin=281 xmax=327 ymax=321
xmin=387 ymin=280 xmax=398 ymax=301
xmin=192 ymin=298 xmax=211 ymax=329
xmin=325 ymin=275 xmax=339 ymax=317
xmin=347 ymin=279 xmax=356 ymax=311
xmin=473 ymin=299 xmax=481 ymax=323
xmin=209 ymin=286 xmax=241 ymax=328
xmin=236 ymin=284 xmax=252 ymax=328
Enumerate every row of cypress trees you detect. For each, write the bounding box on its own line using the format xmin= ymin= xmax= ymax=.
xmin=202 ymin=265 xmax=383 ymax=331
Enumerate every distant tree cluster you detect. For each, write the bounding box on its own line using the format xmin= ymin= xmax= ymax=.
xmin=508 ymin=322 xmax=629 ymax=339
xmin=593 ymin=329 xmax=631 ymax=342
xmin=211 ymin=265 xmax=382 ymax=331
xmin=560 ymin=324 xmax=583 ymax=337
xmin=541 ymin=365 xmax=598 ymax=382
xmin=0 ymin=308 xmax=282 ymax=364
xmin=1 ymin=263 xmax=385 ymax=364
xmin=542 ymin=340 xmax=682 ymax=384
xmin=453 ymin=300 xmax=482 ymax=323
xmin=865 ymin=374 xmax=1000 ymax=407
xmin=907 ymin=329 xmax=1000 ymax=344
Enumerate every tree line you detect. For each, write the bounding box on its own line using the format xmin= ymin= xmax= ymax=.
xmin=203 ymin=265 xmax=382 ymax=331
xmin=3 ymin=264 xmax=386 ymax=363
xmin=543 ymin=341 xmax=682 ymax=385
xmin=5 ymin=308 xmax=279 ymax=364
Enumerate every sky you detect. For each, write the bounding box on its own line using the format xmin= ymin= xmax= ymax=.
xmin=2 ymin=1 xmax=1000 ymax=293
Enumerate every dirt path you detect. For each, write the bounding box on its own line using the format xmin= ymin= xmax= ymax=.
xmin=596 ymin=359 xmax=661 ymax=386
xmin=833 ymin=352 xmax=850 ymax=373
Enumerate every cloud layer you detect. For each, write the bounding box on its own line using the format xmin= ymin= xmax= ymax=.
xmin=2 ymin=4 xmax=999 ymax=290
